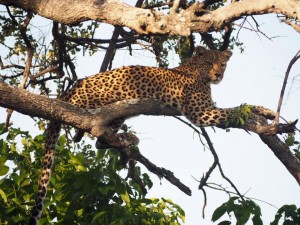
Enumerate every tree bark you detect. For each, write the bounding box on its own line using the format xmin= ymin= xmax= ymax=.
xmin=1 ymin=81 xmax=300 ymax=184
xmin=260 ymin=135 xmax=300 ymax=185
xmin=0 ymin=0 xmax=299 ymax=35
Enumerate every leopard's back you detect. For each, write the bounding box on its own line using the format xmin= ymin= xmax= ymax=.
xmin=62 ymin=65 xmax=190 ymax=110
xmin=62 ymin=47 xmax=232 ymax=119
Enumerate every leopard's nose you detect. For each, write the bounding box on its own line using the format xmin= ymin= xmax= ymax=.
xmin=215 ymin=73 xmax=223 ymax=79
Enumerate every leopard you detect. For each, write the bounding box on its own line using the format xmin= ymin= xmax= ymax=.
xmin=28 ymin=46 xmax=276 ymax=225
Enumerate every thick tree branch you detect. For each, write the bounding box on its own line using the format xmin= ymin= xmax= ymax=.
xmin=260 ymin=135 xmax=300 ymax=186
xmin=0 ymin=81 xmax=296 ymax=136
xmin=0 ymin=0 xmax=299 ymax=35
xmin=1 ymin=81 xmax=300 ymax=183
xmin=0 ymin=81 xmax=178 ymax=137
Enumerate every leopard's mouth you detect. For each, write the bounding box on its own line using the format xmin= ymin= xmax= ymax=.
xmin=211 ymin=73 xmax=223 ymax=84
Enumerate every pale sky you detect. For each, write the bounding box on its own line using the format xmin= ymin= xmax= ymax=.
xmin=1 ymin=5 xmax=300 ymax=225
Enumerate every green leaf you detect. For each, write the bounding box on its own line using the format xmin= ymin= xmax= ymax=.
xmin=121 ymin=191 xmax=131 ymax=207
xmin=235 ymin=207 xmax=250 ymax=225
xmin=0 ymin=188 xmax=7 ymax=203
xmin=252 ymin=215 xmax=263 ymax=225
xmin=91 ymin=211 xmax=107 ymax=224
xmin=212 ymin=202 xmax=227 ymax=222
xmin=0 ymin=165 xmax=9 ymax=176
xmin=282 ymin=221 xmax=296 ymax=225
xmin=218 ymin=221 xmax=231 ymax=225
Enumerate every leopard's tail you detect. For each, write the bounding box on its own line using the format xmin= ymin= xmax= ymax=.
xmin=28 ymin=121 xmax=61 ymax=225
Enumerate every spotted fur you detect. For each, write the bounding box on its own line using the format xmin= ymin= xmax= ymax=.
xmin=28 ymin=47 xmax=275 ymax=224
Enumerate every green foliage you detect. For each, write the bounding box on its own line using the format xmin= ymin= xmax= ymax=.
xmin=212 ymin=197 xmax=263 ymax=225
xmin=284 ymin=133 xmax=300 ymax=160
xmin=0 ymin=124 xmax=184 ymax=224
xmin=228 ymin=104 xmax=252 ymax=126
xmin=271 ymin=205 xmax=300 ymax=225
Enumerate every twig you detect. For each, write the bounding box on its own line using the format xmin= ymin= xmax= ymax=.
xmin=20 ymin=11 xmax=34 ymax=88
xmin=99 ymin=26 xmax=121 ymax=72
xmin=130 ymin=148 xmax=192 ymax=195
xmin=201 ymin=188 xmax=207 ymax=218
xmin=0 ymin=57 xmax=25 ymax=70
xmin=285 ymin=74 xmax=300 ymax=106
xmin=206 ymin=182 xmax=278 ymax=209
xmin=31 ymin=66 xmax=60 ymax=80
xmin=5 ymin=11 xmax=34 ymax=129
xmin=126 ymin=159 xmax=147 ymax=195
xmin=100 ymin=131 xmax=192 ymax=195
xmin=200 ymin=128 xmax=245 ymax=201
xmin=173 ymin=117 xmax=245 ymax=210
xmin=275 ymin=50 xmax=300 ymax=124
xmin=173 ymin=116 xmax=208 ymax=148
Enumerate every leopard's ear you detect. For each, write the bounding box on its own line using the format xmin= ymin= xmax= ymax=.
xmin=222 ymin=50 xmax=233 ymax=59
xmin=194 ymin=46 xmax=207 ymax=55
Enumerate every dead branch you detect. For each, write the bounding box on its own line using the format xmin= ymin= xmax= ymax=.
xmin=96 ymin=131 xmax=192 ymax=195
xmin=199 ymin=127 xmax=244 ymax=200
xmin=173 ymin=116 xmax=245 ymax=215
xmin=20 ymin=11 xmax=34 ymax=89
xmin=275 ymin=50 xmax=300 ymax=124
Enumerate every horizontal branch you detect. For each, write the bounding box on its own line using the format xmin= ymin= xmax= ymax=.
xmin=0 ymin=82 xmax=179 ymax=137
xmin=0 ymin=0 xmax=299 ymax=35
xmin=0 ymin=81 xmax=295 ymax=136
xmin=1 ymin=81 xmax=300 ymax=184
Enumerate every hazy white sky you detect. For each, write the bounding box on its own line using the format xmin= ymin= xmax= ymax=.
xmin=1 ymin=5 xmax=300 ymax=225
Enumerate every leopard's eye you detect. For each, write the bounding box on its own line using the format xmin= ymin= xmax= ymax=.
xmin=206 ymin=60 xmax=214 ymax=66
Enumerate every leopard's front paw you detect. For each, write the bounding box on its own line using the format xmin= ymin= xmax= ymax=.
xmin=251 ymin=106 xmax=276 ymax=120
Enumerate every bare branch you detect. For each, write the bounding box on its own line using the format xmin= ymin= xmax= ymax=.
xmin=99 ymin=27 xmax=121 ymax=72
xmin=20 ymin=11 xmax=34 ymax=89
xmin=96 ymin=131 xmax=192 ymax=195
xmin=130 ymin=149 xmax=192 ymax=195
xmin=275 ymin=50 xmax=300 ymax=124
xmin=0 ymin=57 xmax=25 ymax=70
xmin=200 ymin=127 xmax=245 ymax=200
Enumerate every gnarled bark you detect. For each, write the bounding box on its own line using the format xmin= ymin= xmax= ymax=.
xmin=0 ymin=0 xmax=299 ymax=35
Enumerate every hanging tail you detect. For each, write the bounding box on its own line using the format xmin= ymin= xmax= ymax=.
xmin=28 ymin=121 xmax=61 ymax=225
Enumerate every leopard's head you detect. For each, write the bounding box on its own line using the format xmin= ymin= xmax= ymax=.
xmin=190 ymin=47 xmax=232 ymax=84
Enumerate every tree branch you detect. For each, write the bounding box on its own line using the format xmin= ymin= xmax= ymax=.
xmin=275 ymin=50 xmax=300 ymax=124
xmin=0 ymin=81 xmax=299 ymax=184
xmin=0 ymin=81 xmax=296 ymax=136
xmin=0 ymin=0 xmax=299 ymax=35
xmin=259 ymin=135 xmax=300 ymax=186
